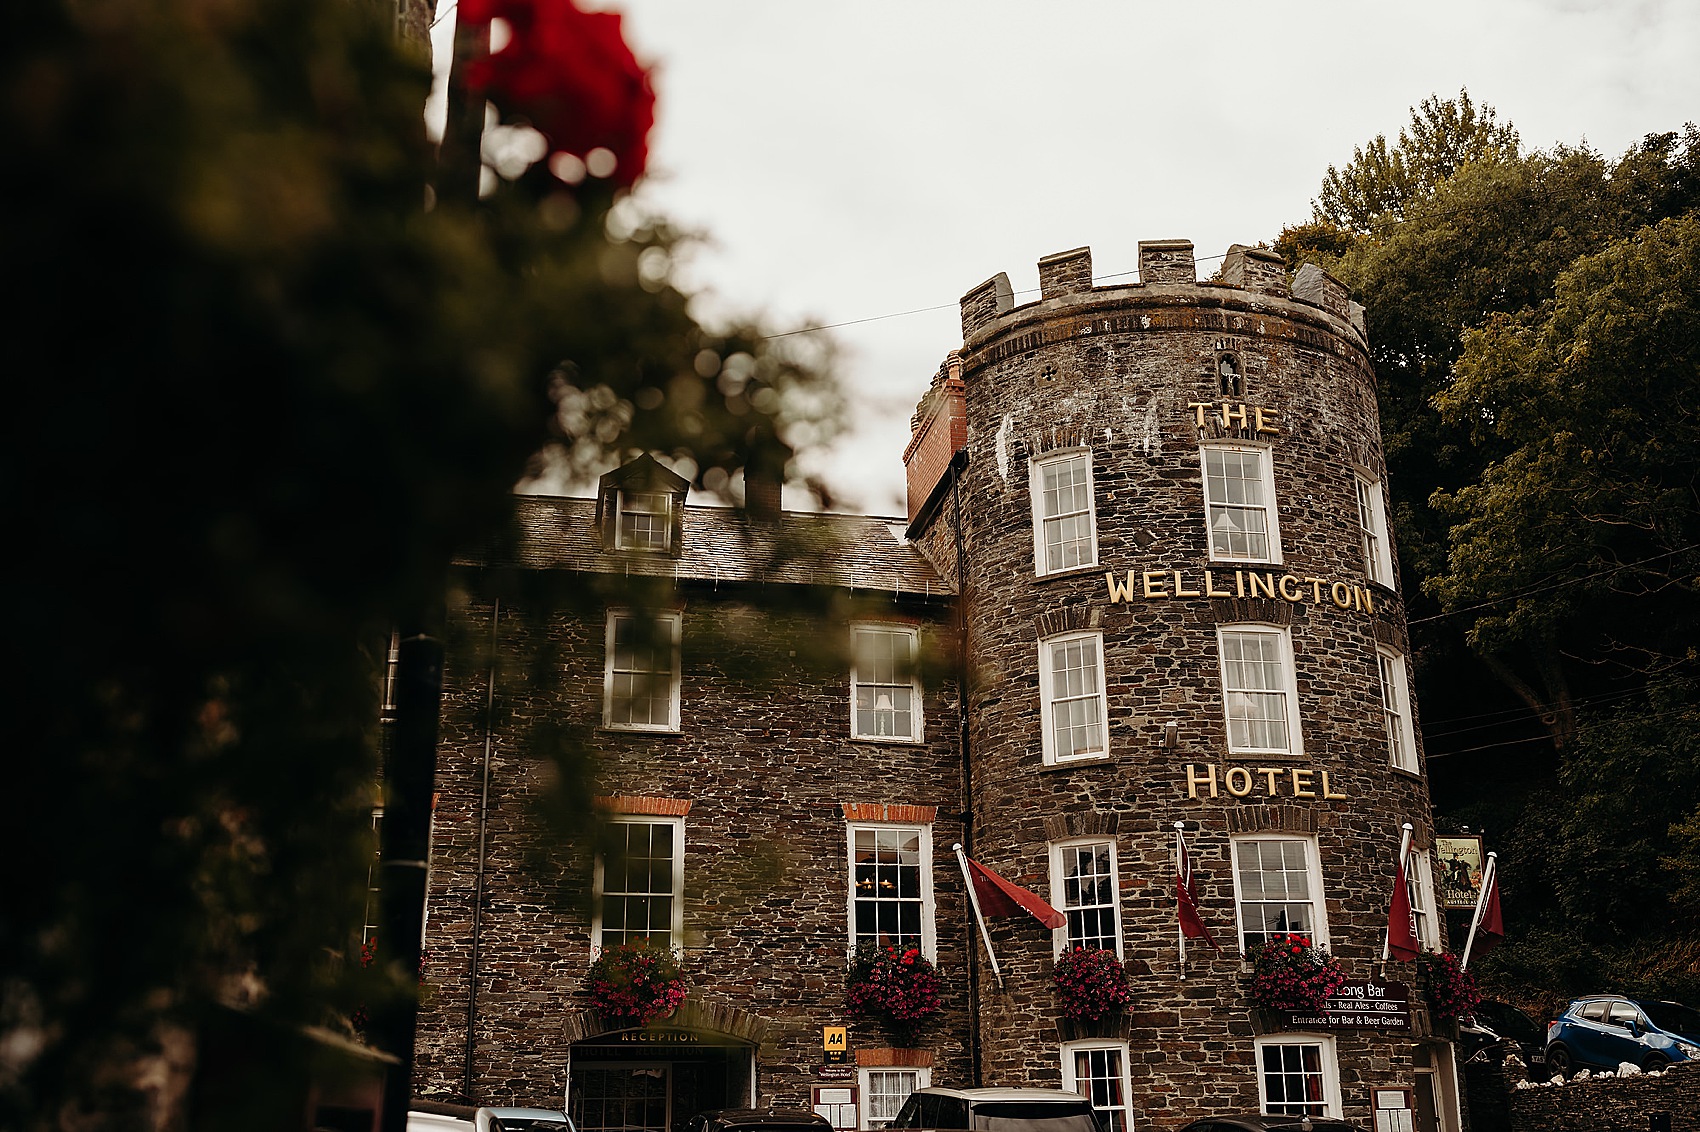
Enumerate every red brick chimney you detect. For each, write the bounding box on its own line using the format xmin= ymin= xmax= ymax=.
xmin=743 ymin=459 xmax=783 ymax=519
xmin=902 ymin=353 xmax=966 ymax=524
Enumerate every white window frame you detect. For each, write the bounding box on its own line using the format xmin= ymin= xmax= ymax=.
xmin=1230 ymin=835 xmax=1329 ymax=952
xmin=1408 ymin=849 xmax=1441 ymax=953
xmin=850 ymin=624 xmax=924 ymax=743
xmin=602 ymin=610 xmax=682 ymax=732
xmin=846 ymin=822 xmax=937 ymax=962
xmin=1377 ymin=648 xmax=1418 ymax=773
xmin=616 ymin=489 xmax=674 ymax=552
xmin=1039 ymin=630 xmax=1109 ymax=765
xmin=1049 ymin=839 xmax=1123 ymax=958
xmin=1216 ymin=625 xmax=1303 ymax=757
xmin=857 ymin=1067 xmax=931 ymax=1130
xmin=1253 ymin=1034 xmax=1342 ymax=1119
xmin=1060 ymin=1041 xmax=1134 ymax=1132
xmin=1355 ymin=473 xmax=1395 ymax=588
xmin=1201 ymin=443 xmax=1282 ymax=564
xmin=1030 ymin=450 xmax=1100 ymax=577
xmin=591 ymin=815 xmax=685 ymax=953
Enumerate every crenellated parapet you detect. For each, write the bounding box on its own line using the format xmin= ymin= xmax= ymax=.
xmin=957 ymin=239 xmax=1365 ymax=345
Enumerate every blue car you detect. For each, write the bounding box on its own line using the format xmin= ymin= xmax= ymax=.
xmin=1544 ymin=995 xmax=1700 ymax=1074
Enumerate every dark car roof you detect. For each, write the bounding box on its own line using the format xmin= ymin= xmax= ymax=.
xmin=1177 ymin=1118 xmax=1365 ymax=1132
xmin=694 ymin=1111 xmax=830 ymax=1130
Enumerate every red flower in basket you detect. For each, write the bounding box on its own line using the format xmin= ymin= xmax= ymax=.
xmin=587 ymin=941 xmax=688 ymax=1027
xmin=1052 ymin=948 xmax=1133 ymax=1022
xmin=1246 ymin=932 xmax=1346 ymax=1014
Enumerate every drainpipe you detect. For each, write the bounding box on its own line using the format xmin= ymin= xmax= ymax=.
xmin=946 ymin=450 xmax=981 ymax=1086
xmin=463 ymin=597 xmax=499 ymax=1101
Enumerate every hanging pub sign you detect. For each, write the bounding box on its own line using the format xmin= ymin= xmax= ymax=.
xmin=1434 ymin=836 xmax=1485 ymax=910
xmin=1281 ymin=979 xmax=1411 ymax=1032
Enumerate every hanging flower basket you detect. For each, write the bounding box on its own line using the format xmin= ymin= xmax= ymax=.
xmin=1245 ymin=933 xmax=1347 ymax=1013
xmin=587 ymin=942 xmax=688 ymax=1027
xmin=846 ymin=943 xmax=942 ymax=1040
xmin=1052 ymin=947 xmax=1133 ymax=1022
xmin=1419 ymin=951 xmax=1482 ymax=1022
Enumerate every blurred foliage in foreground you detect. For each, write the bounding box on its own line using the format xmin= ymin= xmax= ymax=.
xmin=0 ymin=0 xmax=836 ymax=1126
xmin=1278 ymin=93 xmax=1700 ymax=1010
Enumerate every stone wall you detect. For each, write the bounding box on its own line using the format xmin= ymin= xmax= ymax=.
xmin=1509 ymin=1062 xmax=1700 ymax=1131
xmin=415 ymin=578 xmax=966 ymax=1108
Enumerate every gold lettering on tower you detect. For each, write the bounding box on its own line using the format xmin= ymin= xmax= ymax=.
xmin=1186 ymin=764 xmax=1220 ymax=799
xmin=1225 ymin=767 xmax=1254 ymax=797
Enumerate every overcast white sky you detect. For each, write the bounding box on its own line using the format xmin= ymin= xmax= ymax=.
xmin=441 ymin=0 xmax=1700 ymax=517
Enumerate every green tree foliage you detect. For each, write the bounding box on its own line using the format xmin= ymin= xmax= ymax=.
xmin=1432 ymin=210 xmax=1700 ymax=686
xmin=1 ymin=1 xmax=834 ymax=1126
xmin=1463 ymin=680 xmax=1700 ymax=1010
xmin=1281 ymin=98 xmax=1700 ymax=1005
xmin=1313 ymin=90 xmax=1520 ymax=232
xmin=1281 ymin=110 xmax=1700 ymax=739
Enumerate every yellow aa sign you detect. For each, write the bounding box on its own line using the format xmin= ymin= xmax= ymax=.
xmin=823 ymin=1026 xmax=847 ymax=1062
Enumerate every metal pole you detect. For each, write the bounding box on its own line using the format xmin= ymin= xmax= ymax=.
xmin=954 ymin=844 xmax=1003 ymax=990
xmin=1174 ymin=822 xmax=1187 ymax=979
xmin=1462 ymin=852 xmax=1497 ymax=970
xmin=1381 ymin=822 xmax=1414 ymax=962
xmin=375 ymin=628 xmax=445 ymax=1132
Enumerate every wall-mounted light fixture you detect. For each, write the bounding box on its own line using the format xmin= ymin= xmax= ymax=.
xmin=1162 ymin=721 xmax=1180 ymax=748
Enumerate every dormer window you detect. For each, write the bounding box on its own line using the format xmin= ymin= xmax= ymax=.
xmin=618 ymin=491 xmax=673 ymax=552
xmin=595 ymin=453 xmax=689 ymax=557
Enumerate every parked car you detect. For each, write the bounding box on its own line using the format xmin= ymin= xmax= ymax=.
xmin=1460 ymin=999 xmax=1548 ymax=1073
xmin=1544 ymin=994 xmax=1700 ymax=1074
xmin=476 ymin=1108 xmax=575 ymax=1132
xmin=685 ymin=1109 xmax=832 ymax=1132
xmin=1172 ymin=1118 xmax=1364 ymax=1132
xmin=888 ymin=1087 xmax=1102 ymax=1132
xmin=409 ymin=1112 xmax=475 ymax=1132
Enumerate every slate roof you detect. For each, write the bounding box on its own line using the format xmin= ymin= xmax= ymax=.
xmin=459 ymin=496 xmax=954 ymax=599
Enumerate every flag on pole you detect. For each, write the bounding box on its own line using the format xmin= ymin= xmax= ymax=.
xmin=1462 ymin=851 xmax=1504 ymax=968
xmin=960 ymin=854 xmax=1066 ymax=929
xmin=1176 ymin=827 xmax=1222 ymax=953
xmin=1476 ymin=863 xmax=1504 ymax=952
xmin=1385 ymin=833 xmax=1421 ymax=962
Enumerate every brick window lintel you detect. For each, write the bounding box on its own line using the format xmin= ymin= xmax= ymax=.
xmin=841 ymin=803 xmax=939 ymax=824
xmin=595 ymin=795 xmax=692 ymax=817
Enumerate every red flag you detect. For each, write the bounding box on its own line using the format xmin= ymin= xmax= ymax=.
xmin=1475 ymin=866 xmax=1505 ymax=954
xmin=1176 ymin=831 xmax=1223 ymax=952
xmin=1386 ymin=851 xmax=1421 ymax=962
xmin=963 ymin=856 xmax=1066 ymax=929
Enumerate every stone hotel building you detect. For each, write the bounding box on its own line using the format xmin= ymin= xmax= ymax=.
xmin=415 ymin=239 xmax=1459 ymax=1132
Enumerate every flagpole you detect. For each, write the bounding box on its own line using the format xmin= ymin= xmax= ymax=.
xmin=1174 ymin=822 xmax=1186 ymax=980
xmin=1462 ymin=851 xmax=1497 ymax=970
xmin=1381 ymin=822 xmax=1414 ymax=961
xmin=954 ymin=843 xmax=1004 ymax=991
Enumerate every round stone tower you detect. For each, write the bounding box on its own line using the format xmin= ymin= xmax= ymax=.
xmin=906 ymin=240 xmax=1453 ymax=1127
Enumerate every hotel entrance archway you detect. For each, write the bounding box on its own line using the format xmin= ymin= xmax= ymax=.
xmin=568 ymin=1029 xmax=755 ymax=1132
